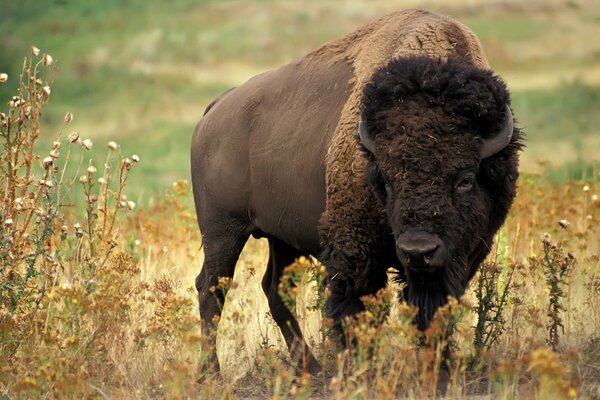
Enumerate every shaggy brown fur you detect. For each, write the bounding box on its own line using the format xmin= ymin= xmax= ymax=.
xmin=350 ymin=55 xmax=522 ymax=329
xmin=320 ymin=9 xmax=488 ymax=206
xmin=316 ymin=8 xmax=496 ymax=328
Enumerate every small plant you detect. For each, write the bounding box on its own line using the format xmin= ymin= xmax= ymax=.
xmin=0 ymin=51 xmax=58 ymax=312
xmin=473 ymin=261 xmax=515 ymax=355
xmin=0 ymin=49 xmax=146 ymax=397
xmin=539 ymin=234 xmax=576 ymax=351
xmin=278 ymin=256 xmax=323 ymax=312
xmin=527 ymin=347 xmax=577 ymax=399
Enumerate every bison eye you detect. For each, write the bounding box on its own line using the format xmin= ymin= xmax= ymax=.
xmin=384 ymin=181 xmax=392 ymax=196
xmin=381 ymin=173 xmax=392 ymax=196
xmin=455 ymin=173 xmax=476 ymax=194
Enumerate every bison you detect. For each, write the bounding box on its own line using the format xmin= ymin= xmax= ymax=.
xmin=191 ymin=9 xmax=522 ymax=374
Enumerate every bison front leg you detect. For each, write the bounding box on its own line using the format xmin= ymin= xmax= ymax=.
xmin=321 ymin=246 xmax=389 ymax=344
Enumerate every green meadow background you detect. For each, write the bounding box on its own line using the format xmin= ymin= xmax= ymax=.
xmin=1 ymin=0 xmax=599 ymax=204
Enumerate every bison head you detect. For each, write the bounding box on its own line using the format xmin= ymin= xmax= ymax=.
xmin=358 ymin=56 xmax=522 ymax=329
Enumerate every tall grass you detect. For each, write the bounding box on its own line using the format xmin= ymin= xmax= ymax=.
xmin=0 ymin=53 xmax=202 ymax=398
xmin=2 ymin=51 xmax=599 ymax=399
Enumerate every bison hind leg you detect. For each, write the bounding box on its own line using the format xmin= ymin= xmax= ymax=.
xmin=196 ymin=220 xmax=250 ymax=375
xmin=262 ymin=237 xmax=321 ymax=374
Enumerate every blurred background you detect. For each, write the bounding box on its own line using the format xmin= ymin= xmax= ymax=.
xmin=1 ymin=0 xmax=599 ymax=203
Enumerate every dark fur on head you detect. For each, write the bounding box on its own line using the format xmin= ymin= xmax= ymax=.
xmin=359 ymin=56 xmax=523 ymax=330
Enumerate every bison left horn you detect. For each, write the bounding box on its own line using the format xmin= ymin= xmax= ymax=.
xmin=481 ymin=105 xmax=514 ymax=159
xmin=358 ymin=117 xmax=377 ymax=153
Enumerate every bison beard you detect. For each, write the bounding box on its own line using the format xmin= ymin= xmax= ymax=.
xmin=403 ymin=255 xmax=468 ymax=331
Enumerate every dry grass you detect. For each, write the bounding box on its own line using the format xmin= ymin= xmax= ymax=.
xmin=1 ymin=49 xmax=600 ymax=400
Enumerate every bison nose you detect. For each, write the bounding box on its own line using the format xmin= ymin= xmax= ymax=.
xmin=396 ymin=231 xmax=447 ymax=273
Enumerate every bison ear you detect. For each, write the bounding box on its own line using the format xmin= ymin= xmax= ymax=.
xmin=358 ymin=117 xmax=377 ymax=153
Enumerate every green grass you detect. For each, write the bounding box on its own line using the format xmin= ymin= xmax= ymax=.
xmin=464 ymin=14 xmax=548 ymax=43
xmin=513 ymin=81 xmax=600 ymax=140
xmin=512 ymin=81 xmax=600 ymax=176
xmin=2 ymin=0 xmax=600 ymax=202
xmin=34 ymin=120 xmax=196 ymax=209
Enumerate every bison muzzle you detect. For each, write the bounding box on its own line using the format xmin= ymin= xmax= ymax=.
xmin=191 ymin=9 xmax=523 ymax=375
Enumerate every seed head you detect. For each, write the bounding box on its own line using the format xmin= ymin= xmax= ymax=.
xmin=79 ymin=175 xmax=88 ymax=184
xmin=81 ymin=138 xmax=93 ymax=150
xmin=68 ymin=132 xmax=80 ymax=143
xmin=4 ymin=219 xmax=14 ymax=227
xmin=42 ymin=86 xmax=51 ymax=96
xmin=583 ymin=185 xmax=590 ymax=192
xmin=558 ymin=219 xmax=570 ymax=229
xmin=74 ymin=223 xmax=83 ymax=238
xmin=31 ymin=46 xmax=40 ymax=56
xmin=42 ymin=156 xmax=54 ymax=169
xmin=8 ymin=96 xmax=23 ymax=108
xmin=50 ymin=149 xmax=60 ymax=160
xmin=123 ymin=158 xmax=132 ymax=169
xmin=87 ymin=165 xmax=97 ymax=174
xmin=592 ymin=194 xmax=598 ymax=203
xmin=43 ymin=180 xmax=53 ymax=188
xmin=0 ymin=73 xmax=7 ymax=83
xmin=42 ymin=53 xmax=54 ymax=66
xmin=98 ymin=177 xmax=107 ymax=185
xmin=64 ymin=112 xmax=73 ymax=123
xmin=540 ymin=233 xmax=552 ymax=245
xmin=107 ymin=141 xmax=118 ymax=150
xmin=131 ymin=154 xmax=140 ymax=163
xmin=127 ymin=201 xmax=136 ymax=210
xmin=89 ymin=195 xmax=98 ymax=203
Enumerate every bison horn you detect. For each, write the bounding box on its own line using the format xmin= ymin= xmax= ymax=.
xmin=480 ymin=105 xmax=514 ymax=159
xmin=358 ymin=117 xmax=377 ymax=153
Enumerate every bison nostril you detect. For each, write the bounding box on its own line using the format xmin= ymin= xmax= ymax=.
xmin=396 ymin=231 xmax=447 ymax=271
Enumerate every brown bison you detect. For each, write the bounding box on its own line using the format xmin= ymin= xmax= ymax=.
xmin=191 ymin=9 xmax=522 ymax=373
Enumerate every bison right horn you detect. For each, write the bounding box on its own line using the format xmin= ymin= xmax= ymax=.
xmin=480 ymin=105 xmax=514 ymax=159
xmin=358 ymin=117 xmax=377 ymax=153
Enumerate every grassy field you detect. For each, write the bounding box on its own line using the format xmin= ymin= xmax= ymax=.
xmin=1 ymin=0 xmax=599 ymax=198
xmin=1 ymin=0 xmax=600 ymax=398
